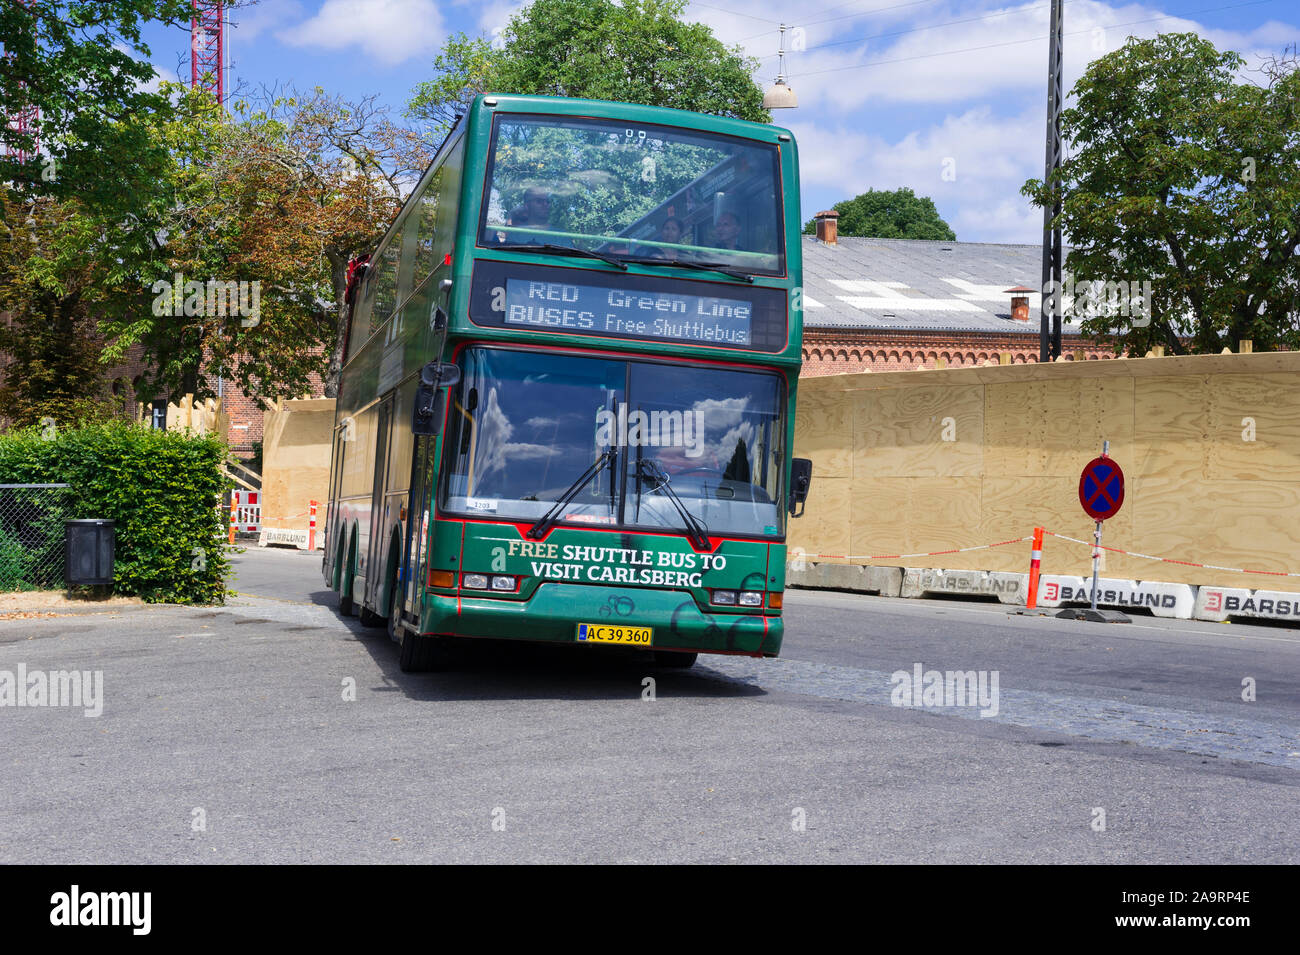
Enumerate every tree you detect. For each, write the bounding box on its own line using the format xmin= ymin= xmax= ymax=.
xmin=408 ymin=0 xmax=769 ymax=137
xmin=97 ymin=85 xmax=432 ymax=402
xmin=0 ymin=0 xmax=235 ymax=216
xmin=1022 ymin=34 xmax=1300 ymax=355
xmin=0 ymin=195 xmax=114 ymax=426
xmin=802 ymin=188 xmax=956 ymax=240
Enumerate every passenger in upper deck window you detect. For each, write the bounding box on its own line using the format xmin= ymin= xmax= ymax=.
xmin=710 ymin=212 xmax=742 ymax=251
xmin=521 ymin=187 xmax=553 ymax=230
xmin=648 ymin=217 xmax=687 ymax=260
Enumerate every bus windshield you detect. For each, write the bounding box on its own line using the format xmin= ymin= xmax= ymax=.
xmin=442 ymin=348 xmax=786 ymax=539
xmin=479 ymin=114 xmax=785 ymax=275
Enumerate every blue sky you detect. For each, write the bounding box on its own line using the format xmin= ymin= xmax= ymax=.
xmin=138 ymin=0 xmax=1297 ymax=244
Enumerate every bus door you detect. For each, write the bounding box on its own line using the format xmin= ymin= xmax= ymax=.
xmin=398 ymin=433 xmax=437 ymax=627
xmin=365 ymin=394 xmax=394 ymax=610
xmin=325 ymin=423 xmax=347 ymax=581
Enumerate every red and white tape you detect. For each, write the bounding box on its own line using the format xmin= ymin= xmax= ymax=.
xmin=1043 ymin=531 xmax=1300 ymax=579
xmin=794 ymin=529 xmax=1300 ymax=581
xmin=793 ymin=537 xmax=1032 ymax=562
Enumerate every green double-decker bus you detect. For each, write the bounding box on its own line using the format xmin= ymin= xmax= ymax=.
xmin=325 ymin=93 xmax=810 ymax=671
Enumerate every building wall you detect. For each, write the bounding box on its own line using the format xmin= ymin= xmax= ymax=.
xmin=789 ymin=350 xmax=1300 ymax=593
xmin=800 ymin=330 xmax=1119 ymax=376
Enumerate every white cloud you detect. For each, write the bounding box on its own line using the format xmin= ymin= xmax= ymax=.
xmin=231 ymin=0 xmax=305 ymax=41
xmin=279 ymin=0 xmax=445 ymax=65
xmin=789 ymin=106 xmax=1047 ymax=243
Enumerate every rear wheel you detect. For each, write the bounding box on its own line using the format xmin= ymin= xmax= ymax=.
xmin=655 ymin=651 xmax=698 ymax=669
xmin=358 ymin=603 xmax=385 ymax=628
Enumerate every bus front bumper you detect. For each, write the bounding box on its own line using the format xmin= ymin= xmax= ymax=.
xmin=420 ymin=582 xmax=782 ymax=657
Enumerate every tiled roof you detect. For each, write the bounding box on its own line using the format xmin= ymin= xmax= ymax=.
xmin=801 ymin=235 xmax=1084 ymax=336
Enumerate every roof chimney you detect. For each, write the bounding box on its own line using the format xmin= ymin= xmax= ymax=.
xmin=1004 ymin=286 xmax=1035 ymax=322
xmin=814 ymin=210 xmax=839 ymax=245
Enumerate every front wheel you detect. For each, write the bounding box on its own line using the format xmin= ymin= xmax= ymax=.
xmin=399 ymin=630 xmax=455 ymax=673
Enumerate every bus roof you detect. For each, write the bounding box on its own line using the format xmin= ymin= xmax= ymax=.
xmin=470 ymin=93 xmax=795 ymax=146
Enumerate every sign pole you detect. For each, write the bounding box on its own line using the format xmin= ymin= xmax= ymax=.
xmin=1063 ymin=439 xmax=1129 ymax=623
xmin=1089 ymin=439 xmax=1109 ymax=611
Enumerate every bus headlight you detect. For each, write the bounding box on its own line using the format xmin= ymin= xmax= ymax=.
xmin=462 ymin=573 xmax=489 ymax=589
xmin=738 ymin=591 xmax=763 ymax=607
xmin=490 ymin=575 xmax=517 ymax=591
xmin=710 ymin=590 xmax=737 ymax=605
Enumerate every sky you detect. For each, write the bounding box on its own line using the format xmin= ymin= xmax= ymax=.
xmin=137 ymin=0 xmax=1297 ymax=245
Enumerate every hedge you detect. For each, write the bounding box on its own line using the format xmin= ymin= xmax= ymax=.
xmin=0 ymin=423 xmax=230 ymax=603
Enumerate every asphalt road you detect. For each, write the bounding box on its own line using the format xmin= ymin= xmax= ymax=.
xmin=1 ymin=545 xmax=1297 ymax=863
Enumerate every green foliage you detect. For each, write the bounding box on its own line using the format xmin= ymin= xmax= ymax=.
xmin=408 ymin=0 xmax=770 ymax=137
xmin=0 ymin=0 xmax=196 ymax=216
xmin=0 ymin=525 xmax=37 ymax=591
xmin=0 ymin=424 xmax=231 ymax=603
xmin=0 ymin=196 xmax=117 ymax=426
xmin=802 ymin=187 xmax=956 ymax=240
xmin=1022 ymin=34 xmax=1300 ymax=355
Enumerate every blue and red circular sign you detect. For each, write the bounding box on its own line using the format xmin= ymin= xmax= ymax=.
xmin=1079 ymin=456 xmax=1125 ymax=521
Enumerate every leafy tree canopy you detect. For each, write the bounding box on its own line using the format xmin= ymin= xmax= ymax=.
xmin=0 ymin=0 xmax=242 ymax=217
xmin=1023 ymin=34 xmax=1300 ymax=354
xmin=407 ymin=0 xmax=770 ymax=138
xmin=802 ymin=187 xmax=957 ymax=241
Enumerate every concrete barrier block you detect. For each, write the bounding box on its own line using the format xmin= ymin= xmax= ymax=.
xmin=1037 ymin=575 xmax=1195 ymax=619
xmin=1195 ymin=587 xmax=1300 ymax=624
xmin=786 ymin=561 xmax=902 ymax=596
xmin=901 ymin=568 xmax=1028 ymax=604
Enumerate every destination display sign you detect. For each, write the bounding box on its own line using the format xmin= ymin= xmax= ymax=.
xmin=504 ymin=278 xmax=752 ymax=345
xmin=468 ymin=260 xmax=788 ymax=352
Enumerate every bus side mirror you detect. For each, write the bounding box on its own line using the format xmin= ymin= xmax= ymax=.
xmin=412 ymin=362 xmax=461 ymax=436
xmin=789 ymin=458 xmax=812 ymax=517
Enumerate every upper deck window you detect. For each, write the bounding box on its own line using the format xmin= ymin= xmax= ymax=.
xmin=479 ymin=115 xmax=785 ymax=276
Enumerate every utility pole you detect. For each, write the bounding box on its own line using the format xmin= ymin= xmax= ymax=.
xmin=1039 ymin=0 xmax=1064 ymax=362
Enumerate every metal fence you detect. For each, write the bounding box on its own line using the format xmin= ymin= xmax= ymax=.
xmin=0 ymin=483 xmax=75 ymax=591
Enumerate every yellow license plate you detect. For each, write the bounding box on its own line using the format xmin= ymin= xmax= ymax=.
xmin=576 ymin=623 xmax=653 ymax=646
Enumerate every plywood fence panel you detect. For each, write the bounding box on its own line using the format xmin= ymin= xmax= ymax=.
xmin=851 ymin=383 xmax=983 ymax=477
xmin=850 ymin=477 xmax=984 ymax=563
xmin=791 ymin=352 xmax=1300 ymax=594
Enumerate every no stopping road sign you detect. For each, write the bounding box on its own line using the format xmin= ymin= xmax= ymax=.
xmin=1079 ymin=456 xmax=1125 ymax=521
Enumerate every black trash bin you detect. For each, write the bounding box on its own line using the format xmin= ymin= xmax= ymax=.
xmin=66 ymin=519 xmax=115 ymax=587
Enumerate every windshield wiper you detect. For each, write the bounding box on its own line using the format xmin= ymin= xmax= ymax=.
xmin=527 ymin=450 xmax=614 ymax=540
xmin=493 ymin=243 xmax=628 ymax=270
xmin=614 ymin=255 xmax=754 ymax=284
xmin=636 ymin=459 xmax=711 ymax=550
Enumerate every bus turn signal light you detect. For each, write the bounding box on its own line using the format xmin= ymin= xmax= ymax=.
xmin=768 ymin=592 xmax=783 ymax=609
xmin=428 ymin=570 xmax=456 ymax=588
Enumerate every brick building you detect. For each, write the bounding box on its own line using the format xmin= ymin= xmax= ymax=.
xmin=799 ymin=213 xmax=1117 ymax=375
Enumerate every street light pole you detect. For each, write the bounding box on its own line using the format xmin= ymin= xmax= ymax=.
xmin=1039 ymin=0 xmax=1064 ymax=363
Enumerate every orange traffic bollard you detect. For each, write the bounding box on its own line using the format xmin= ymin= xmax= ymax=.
xmin=1026 ymin=526 xmax=1044 ymax=608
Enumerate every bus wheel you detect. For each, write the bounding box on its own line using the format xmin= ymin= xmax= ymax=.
xmin=358 ymin=603 xmax=386 ymax=628
xmin=655 ymin=651 xmax=698 ymax=669
xmin=399 ymin=631 xmax=454 ymax=673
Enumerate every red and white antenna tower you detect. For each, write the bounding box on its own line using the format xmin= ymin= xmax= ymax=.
xmin=190 ymin=0 xmax=225 ymax=103
xmin=5 ymin=0 xmax=39 ymax=164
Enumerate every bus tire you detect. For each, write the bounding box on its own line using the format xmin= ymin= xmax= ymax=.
xmin=655 ymin=651 xmax=697 ymax=669
xmin=399 ymin=631 xmax=454 ymax=673
xmin=358 ymin=604 xmax=385 ymax=628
